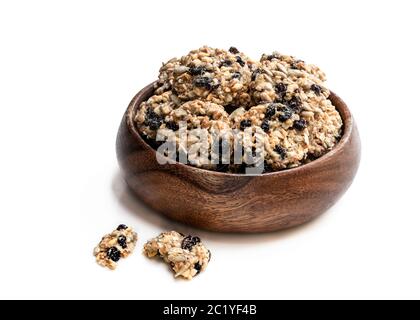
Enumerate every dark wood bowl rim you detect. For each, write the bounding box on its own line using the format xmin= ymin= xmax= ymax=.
xmin=124 ymin=82 xmax=353 ymax=178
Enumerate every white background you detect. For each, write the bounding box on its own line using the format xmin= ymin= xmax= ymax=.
xmin=1 ymin=0 xmax=419 ymax=300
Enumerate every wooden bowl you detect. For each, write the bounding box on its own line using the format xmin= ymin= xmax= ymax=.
xmin=117 ymin=82 xmax=361 ymax=233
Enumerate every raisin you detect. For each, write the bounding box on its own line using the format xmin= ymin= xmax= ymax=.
xmin=266 ymin=54 xmax=276 ymax=61
xmin=265 ymin=104 xmax=276 ymax=118
xmin=181 ymin=235 xmax=201 ymax=251
xmin=106 ymin=247 xmax=121 ymax=262
xmin=165 ymin=121 xmax=179 ymax=131
xmin=117 ymin=235 xmax=127 ymax=249
xmin=194 ymin=262 xmax=202 ymax=274
xmin=188 ymin=66 xmax=206 ymax=76
xmin=224 ymin=104 xmax=237 ymax=114
xmin=220 ymin=60 xmax=232 ymax=67
xmin=146 ymin=108 xmax=163 ymax=130
xmin=287 ymin=96 xmax=302 ymax=112
xmin=311 ymin=84 xmax=322 ymax=95
xmin=275 ymin=83 xmax=287 ymax=94
xmin=208 ymin=250 xmax=212 ymax=262
xmin=261 ymin=119 xmax=270 ymax=132
xmin=306 ymin=153 xmax=319 ymax=161
xmin=289 ymin=95 xmax=301 ymax=105
xmin=293 ymin=119 xmax=307 ymax=130
xmin=231 ymin=72 xmax=241 ymax=79
xmin=142 ymin=134 xmax=163 ymax=149
xmin=148 ymin=118 xmax=163 ymax=130
xmin=278 ymin=107 xmax=293 ymax=122
xmin=251 ymin=69 xmax=263 ymax=81
xmin=116 ymin=224 xmax=128 ymax=231
xmin=274 ymin=145 xmax=286 ymax=159
xmin=264 ymin=161 xmax=273 ymax=173
xmin=278 ymin=113 xmax=291 ymax=122
xmin=229 ymin=46 xmax=240 ymax=54
xmin=236 ymin=56 xmax=245 ymax=67
xmin=194 ymin=76 xmax=213 ymax=90
xmin=240 ymin=119 xmax=252 ymax=130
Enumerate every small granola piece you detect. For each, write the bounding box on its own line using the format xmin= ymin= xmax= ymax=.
xmin=94 ymin=225 xmax=138 ymax=270
xmin=144 ymin=231 xmax=211 ymax=280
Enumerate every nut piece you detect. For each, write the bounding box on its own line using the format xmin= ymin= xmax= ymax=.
xmin=94 ymin=225 xmax=138 ymax=270
xmin=144 ymin=231 xmax=211 ymax=280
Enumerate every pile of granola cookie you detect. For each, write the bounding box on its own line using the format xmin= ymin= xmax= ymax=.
xmin=135 ymin=46 xmax=343 ymax=172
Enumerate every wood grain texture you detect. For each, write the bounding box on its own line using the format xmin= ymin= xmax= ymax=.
xmin=116 ymin=82 xmax=361 ymax=233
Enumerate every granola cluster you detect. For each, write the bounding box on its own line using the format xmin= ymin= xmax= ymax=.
xmin=144 ymin=231 xmax=211 ymax=280
xmin=135 ymin=46 xmax=343 ymax=172
xmin=94 ymin=225 xmax=138 ymax=270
